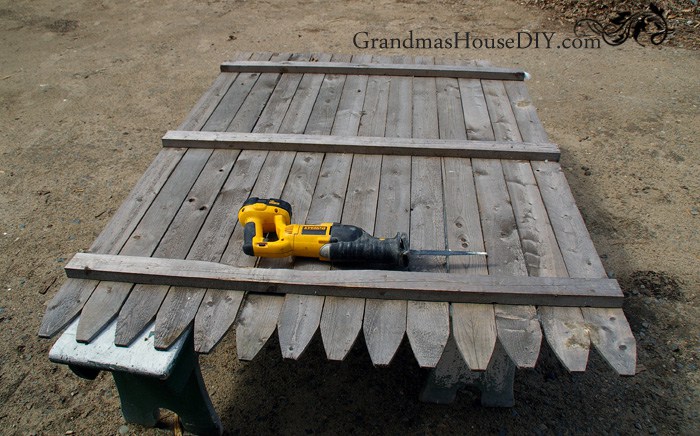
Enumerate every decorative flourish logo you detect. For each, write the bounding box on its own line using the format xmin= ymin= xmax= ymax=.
xmin=574 ymin=3 xmax=671 ymax=46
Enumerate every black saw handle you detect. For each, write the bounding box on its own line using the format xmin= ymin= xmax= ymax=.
xmin=320 ymin=225 xmax=409 ymax=267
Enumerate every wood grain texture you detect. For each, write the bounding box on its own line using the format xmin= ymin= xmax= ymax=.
xmin=483 ymin=78 xmax=566 ymax=278
xmin=38 ymin=279 xmax=100 ymax=338
xmin=225 ymin=52 xmax=292 ymax=133
xmin=581 ymin=307 xmax=636 ymax=376
xmin=194 ymin=288 xmax=246 ymax=354
xmin=146 ymin=149 xmax=240 ymax=349
xmin=407 ymin=301 xmax=450 ymax=368
xmin=153 ymin=286 xmax=206 ymax=349
xmin=504 ymin=80 xmax=634 ymax=374
xmin=406 ymin=56 xmax=450 ymax=368
xmin=148 ymin=53 xmax=290 ymax=348
xmin=40 ymin=70 xmax=242 ymax=337
xmin=500 ymin=78 xmax=594 ymax=373
xmin=75 ymin=148 xmax=213 ymax=343
xmin=75 ymin=281 xmax=134 ymax=344
xmin=494 ymin=304 xmax=542 ymax=368
xmin=277 ymin=53 xmax=333 ymax=134
xmin=38 ymin=147 xmax=186 ymax=338
xmin=235 ymin=293 xmax=284 ymax=361
xmin=191 ymin=150 xmax=272 ymax=353
xmin=538 ymin=306 xmax=590 ymax=372
xmin=503 ymin=81 xmax=602 ymax=278
xmin=252 ymin=52 xmax=313 ymax=133
xmin=220 ymin=60 xmax=526 ymax=80
xmin=162 ymin=130 xmax=560 ymax=161
xmin=67 ymin=253 xmax=624 ymax=306
xmin=272 ymin=53 xmax=349 ymax=360
xmin=267 ymin=55 xmax=336 ymax=360
xmin=363 ymin=55 xmax=411 ymax=366
xmin=204 ymin=52 xmax=273 ymax=131
xmin=441 ymin=159 xmax=487 ymax=274
xmin=317 ymin=54 xmax=371 ymax=361
xmin=116 ymin=148 xmax=240 ymax=346
xmin=462 ymin=74 xmax=532 ymax=368
xmin=503 ymin=160 xmax=568 ymax=276
xmin=277 ymin=293 xmax=325 ymax=359
xmin=363 ymin=298 xmax=407 ymax=366
xmin=183 ymin=53 xmax=298 ymax=352
xmin=319 ymin=296 xmax=365 ymax=360
xmin=435 ymin=58 xmax=494 ymax=371
xmin=304 ymin=54 xmax=352 ymax=136
xmin=451 ymin=303 xmax=497 ymax=370
xmin=476 ymin=70 xmax=543 ymax=369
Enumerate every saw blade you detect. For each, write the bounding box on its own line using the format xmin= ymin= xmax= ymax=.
xmin=408 ymin=249 xmax=487 ymax=257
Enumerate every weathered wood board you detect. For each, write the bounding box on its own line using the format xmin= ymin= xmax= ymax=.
xmin=41 ymin=52 xmax=636 ymax=377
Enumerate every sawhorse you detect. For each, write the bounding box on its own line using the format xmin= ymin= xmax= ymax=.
xmin=49 ymin=318 xmax=222 ymax=435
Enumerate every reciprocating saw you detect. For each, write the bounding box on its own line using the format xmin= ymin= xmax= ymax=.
xmin=238 ymin=197 xmax=486 ymax=268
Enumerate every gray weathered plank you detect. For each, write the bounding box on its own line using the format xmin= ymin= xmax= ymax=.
xmin=190 ymin=53 xmax=307 ymax=354
xmin=38 ymin=149 xmax=185 ymax=338
xmin=177 ymin=52 xmax=254 ymax=131
xmin=75 ymin=148 xmax=214 ymax=343
xmin=406 ymin=56 xmax=450 ymax=368
xmin=319 ymin=296 xmax=365 ymax=360
xmin=494 ymin=304 xmax=542 ymax=368
xmin=67 ymin=253 xmax=625 ymax=307
xmin=115 ymin=149 xmax=240 ymax=346
xmin=220 ymin=60 xmax=526 ymax=81
xmin=252 ymin=53 xmax=314 ymax=133
xmin=304 ymin=54 xmax=352 ymax=135
xmin=504 ymin=80 xmax=635 ymax=375
xmin=143 ymin=157 xmax=235 ymax=348
xmin=276 ymin=53 xmax=333 ymax=135
xmin=37 ymin=54 xmax=256 ymax=339
xmin=235 ymin=294 xmax=284 ymax=361
xmin=580 ymin=307 xmax=636 ymax=375
xmin=483 ymin=77 xmax=567 ymax=278
xmin=441 ymin=160 xmax=488 ymax=274
xmin=266 ymin=54 xmax=333 ymax=360
xmin=462 ymin=72 xmax=535 ymax=368
xmin=273 ymin=53 xmax=353 ymax=360
xmin=479 ymin=75 xmax=542 ymax=368
xmin=443 ymin=159 xmax=496 ymax=370
xmin=258 ymin=53 xmax=331 ymax=360
xmin=500 ymin=78 xmax=593 ymax=372
xmin=274 ymin=152 xmax=324 ymax=359
xmin=318 ymin=54 xmax=373 ymax=361
xmin=225 ymin=53 xmax=291 ymax=133
xmin=538 ymin=306 xmax=590 ymax=372
xmin=190 ymin=150 xmax=272 ymax=353
xmin=161 ymin=131 xmax=560 ymax=161
xmin=204 ymin=52 xmax=274 ymax=132
xmin=435 ymin=58 xmax=494 ymax=370
xmin=406 ymin=301 xmax=450 ymax=368
xmin=451 ymin=303 xmax=497 ymax=371
xmin=67 ymin=52 xmax=260 ymax=344
xmin=363 ymin=55 xmax=411 ymax=366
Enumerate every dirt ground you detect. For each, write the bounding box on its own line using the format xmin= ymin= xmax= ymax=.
xmin=1 ymin=0 xmax=698 ymax=434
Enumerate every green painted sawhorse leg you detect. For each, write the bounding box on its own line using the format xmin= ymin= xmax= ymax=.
xmin=50 ymin=318 xmax=222 ymax=435
xmin=420 ymin=336 xmax=516 ymax=407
